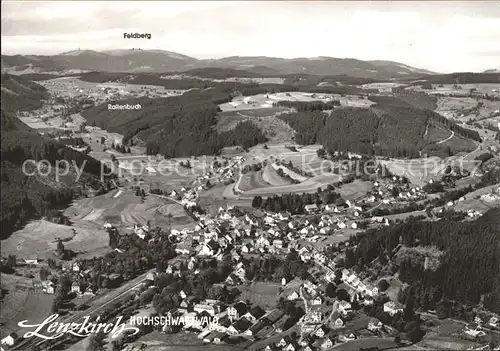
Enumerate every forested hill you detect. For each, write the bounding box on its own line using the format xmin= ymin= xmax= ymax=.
xmin=347 ymin=207 xmax=500 ymax=315
xmin=278 ymin=92 xmax=481 ymax=158
xmin=81 ymin=90 xmax=267 ymax=157
xmin=0 ymin=77 xmax=113 ymax=238
xmin=1 ymin=73 xmax=49 ymax=113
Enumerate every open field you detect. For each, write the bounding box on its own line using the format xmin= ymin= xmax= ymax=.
xmin=161 ymin=73 xmax=285 ymax=85
xmin=0 ymin=274 xmax=54 ymax=337
xmin=65 ymin=189 xmax=194 ymax=229
xmin=377 ymin=157 xmax=461 ymax=186
xmin=271 ymin=163 xmax=308 ymax=182
xmin=2 ymin=189 xmax=193 ymax=261
xmin=361 ymin=82 xmax=407 ymax=90
xmin=199 ymin=184 xmax=254 ymax=213
xmin=219 ymin=144 xmax=344 ymax=199
xmin=115 ymin=155 xmax=212 ymax=191
xmin=422 ymin=134 xmax=478 ymax=157
xmin=415 ymin=335 xmax=479 ymax=350
xmin=238 ymin=281 xmax=281 ymax=310
xmin=262 ymin=164 xmax=293 ymax=186
xmin=0 ymin=219 xmax=107 ymax=260
xmin=336 ymin=180 xmax=373 ymax=201
xmin=219 ymin=92 xmax=372 ymax=112
xmin=120 ymin=169 xmax=201 ymax=194
xmin=241 ymin=173 xmax=342 ymax=197
xmin=216 ymin=107 xmax=296 ymax=143
xmin=435 ymin=95 xmax=500 ymax=123
xmin=424 ymin=123 xmax=452 ymax=144
xmin=453 ymin=184 xmax=500 ymax=212
xmin=412 ymin=317 xmax=483 ymax=350
xmin=428 ymin=83 xmax=500 ymax=97
xmin=238 ymin=166 xmax=291 ymax=192
xmin=246 ymin=144 xmax=323 ymax=171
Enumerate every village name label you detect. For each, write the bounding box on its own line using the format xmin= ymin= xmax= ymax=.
xmin=18 ymin=314 xmax=139 ymax=340
xmin=124 ymin=33 xmax=151 ymax=39
xmin=108 ymin=103 xmax=142 ymax=110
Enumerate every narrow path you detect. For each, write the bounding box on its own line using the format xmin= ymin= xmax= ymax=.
xmin=436 ymin=130 xmax=455 ymax=144
xmin=462 ymin=141 xmax=481 ymax=160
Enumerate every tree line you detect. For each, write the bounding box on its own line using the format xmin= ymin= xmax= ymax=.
xmin=252 ymin=186 xmax=343 ymax=214
xmin=273 ymin=99 xmax=340 ymax=112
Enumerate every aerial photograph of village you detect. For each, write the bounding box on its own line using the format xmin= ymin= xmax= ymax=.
xmin=1 ymin=1 xmax=499 ymax=351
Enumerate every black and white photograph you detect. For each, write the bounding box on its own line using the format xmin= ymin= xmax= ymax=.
xmin=1 ymin=1 xmax=500 ymax=350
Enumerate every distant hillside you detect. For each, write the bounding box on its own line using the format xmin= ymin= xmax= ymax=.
xmin=0 ymin=77 xmax=112 ymax=238
xmin=102 ymin=49 xmax=194 ymax=61
xmin=368 ymin=60 xmax=436 ymax=75
xmin=186 ymin=56 xmax=434 ymax=79
xmin=409 ymin=72 xmax=500 ymax=84
xmin=78 ymin=71 xmax=364 ymax=96
xmin=2 ymin=50 xmax=436 ymax=80
xmin=2 ymin=49 xmax=195 ymax=74
xmin=180 ymin=67 xmax=266 ymax=79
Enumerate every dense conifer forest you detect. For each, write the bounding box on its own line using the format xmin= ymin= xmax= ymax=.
xmin=347 ymin=208 xmax=500 ymax=314
xmin=277 ymin=92 xmax=481 ymax=158
xmin=1 ymin=74 xmax=49 ymax=112
xmin=83 ymin=90 xmax=267 ymax=157
xmin=1 ymin=76 xmax=112 ymax=237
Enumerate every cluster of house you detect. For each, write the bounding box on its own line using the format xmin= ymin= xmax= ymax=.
xmin=257 ymin=279 xmax=390 ymax=351
xmin=466 ymin=209 xmax=482 ymax=218
xmin=145 ymin=286 xmax=284 ymax=343
xmin=147 ymin=280 xmax=390 ymax=351
xmin=32 ymin=261 xmax=82 ymax=295
xmin=161 ymin=156 xmax=245 ymax=209
xmin=463 ymin=315 xmax=500 ymax=339
xmin=32 ymin=259 xmax=122 ymax=298
xmin=131 ymin=223 xmax=151 ymax=240
xmin=260 ymin=317 xmax=385 ymax=351
xmin=120 ymin=201 xmax=404 ymax=349
xmin=304 ymin=201 xmax=367 ymax=232
xmin=183 ymin=206 xmax=370 ymax=266
xmin=191 ymin=156 xmax=245 ymax=190
xmin=369 ymin=178 xmax=427 ymax=203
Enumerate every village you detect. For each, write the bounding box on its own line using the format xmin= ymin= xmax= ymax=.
xmin=3 ymin=142 xmax=500 ymax=351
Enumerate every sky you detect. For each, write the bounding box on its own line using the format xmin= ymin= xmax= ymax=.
xmin=1 ymin=1 xmax=500 ymax=73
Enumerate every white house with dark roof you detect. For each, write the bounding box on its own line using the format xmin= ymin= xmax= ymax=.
xmin=338 ymin=301 xmax=352 ymax=316
xmin=384 ymin=301 xmax=403 ymax=316
xmin=304 ymin=204 xmax=319 ymax=213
